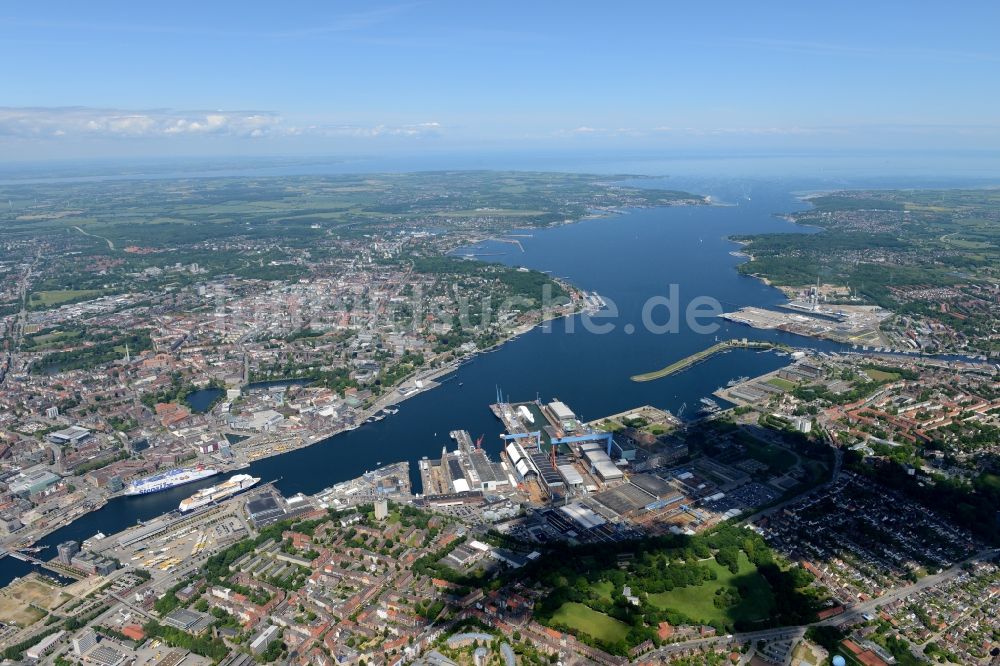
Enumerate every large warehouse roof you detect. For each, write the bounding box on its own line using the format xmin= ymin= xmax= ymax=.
xmin=548 ymin=400 xmax=575 ymax=421
xmin=592 ymin=459 xmax=623 ymax=481
xmin=559 ymin=502 xmax=606 ymax=530
xmin=558 ymin=464 xmax=583 ymax=486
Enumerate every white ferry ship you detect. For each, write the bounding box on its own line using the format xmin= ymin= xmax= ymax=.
xmin=178 ymin=474 xmax=260 ymax=512
xmin=125 ymin=465 xmax=219 ymax=496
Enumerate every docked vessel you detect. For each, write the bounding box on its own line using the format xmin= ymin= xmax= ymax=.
xmin=698 ymin=397 xmax=721 ymax=414
xmin=125 ymin=465 xmax=219 ymax=496
xmin=178 ymin=474 xmax=260 ymax=512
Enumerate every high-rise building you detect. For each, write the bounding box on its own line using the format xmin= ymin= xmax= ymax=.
xmin=57 ymin=540 xmax=80 ymax=565
xmin=374 ymin=499 xmax=389 ymax=521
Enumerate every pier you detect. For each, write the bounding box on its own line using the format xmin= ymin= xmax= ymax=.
xmin=490 ymin=402 xmax=529 ymax=435
xmin=449 ymin=430 xmax=476 ymax=451
xmin=630 ymin=339 xmax=787 ymax=382
xmin=495 ymin=238 xmax=525 ymax=252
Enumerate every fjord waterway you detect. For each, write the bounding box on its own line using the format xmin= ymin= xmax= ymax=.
xmin=0 ymin=179 xmax=864 ymax=585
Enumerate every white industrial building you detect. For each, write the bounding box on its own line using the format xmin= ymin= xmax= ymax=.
xmin=579 ymin=442 xmax=624 ymax=482
xmin=548 ymin=400 xmax=575 ymax=421
xmin=504 ymin=441 xmax=539 ymax=482
xmin=8 ymin=468 xmax=62 ymax=496
xmin=557 ymin=464 xmax=584 ymax=488
xmin=231 ymin=409 xmax=284 ymax=432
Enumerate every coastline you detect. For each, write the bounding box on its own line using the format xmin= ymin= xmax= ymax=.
xmin=173 ymin=198 xmax=708 ymax=469
xmin=8 ymin=221 xmax=608 ymax=550
xmin=5 ymin=194 xmax=714 ymax=552
xmin=234 ymin=280 xmax=592 ymax=465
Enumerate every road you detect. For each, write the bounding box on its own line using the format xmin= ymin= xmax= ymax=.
xmin=742 ymin=446 xmax=843 ymax=525
xmin=644 ymin=546 xmax=998 ymax=662
xmin=818 ymin=547 xmax=999 ymax=628
xmin=647 ymin=627 xmax=805 ymax=659
xmin=72 ymin=225 xmax=115 ymax=250
xmin=3 ymin=250 xmax=40 ymax=386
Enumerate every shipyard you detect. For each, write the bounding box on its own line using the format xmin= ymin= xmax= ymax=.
xmin=0 ymin=342 xmax=995 ymax=665
xmin=408 ymin=388 xmax=821 ymax=545
xmin=4 ymin=381 xmax=830 ymax=596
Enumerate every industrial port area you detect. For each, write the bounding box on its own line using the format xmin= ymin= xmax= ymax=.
xmin=414 ymin=390 xmax=802 ymax=545
xmin=721 ymin=301 xmax=892 ymax=348
xmin=1 ymin=345 xmax=997 ymax=665
xmin=11 ymin=380 xmax=818 ymax=592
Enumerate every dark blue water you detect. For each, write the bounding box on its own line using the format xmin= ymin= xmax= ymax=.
xmin=185 ymin=388 xmax=223 ymax=413
xmin=0 ymin=176 xmax=959 ymax=585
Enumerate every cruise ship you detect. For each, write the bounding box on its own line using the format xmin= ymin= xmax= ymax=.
xmin=125 ymin=466 xmax=219 ymax=496
xmin=178 ymin=474 xmax=260 ymax=512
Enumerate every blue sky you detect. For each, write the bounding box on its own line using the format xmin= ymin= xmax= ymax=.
xmin=2 ymin=1 xmax=999 ymax=160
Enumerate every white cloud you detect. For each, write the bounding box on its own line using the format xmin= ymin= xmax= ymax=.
xmin=0 ymin=107 xmax=283 ymax=139
xmin=0 ymin=107 xmax=443 ymax=142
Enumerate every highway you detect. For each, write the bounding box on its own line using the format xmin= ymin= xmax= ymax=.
xmin=72 ymin=225 xmax=115 ymax=250
xmin=3 ymin=250 xmax=40 ymax=386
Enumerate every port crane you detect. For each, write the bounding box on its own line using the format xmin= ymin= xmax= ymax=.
xmin=499 ymin=431 xmax=542 ymax=448
xmin=501 ymin=430 xmax=615 ymax=456
xmin=550 ymin=431 xmax=615 ymax=456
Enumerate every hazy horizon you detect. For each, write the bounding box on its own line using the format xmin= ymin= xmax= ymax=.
xmin=3 ymin=1 xmax=1000 ymax=161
